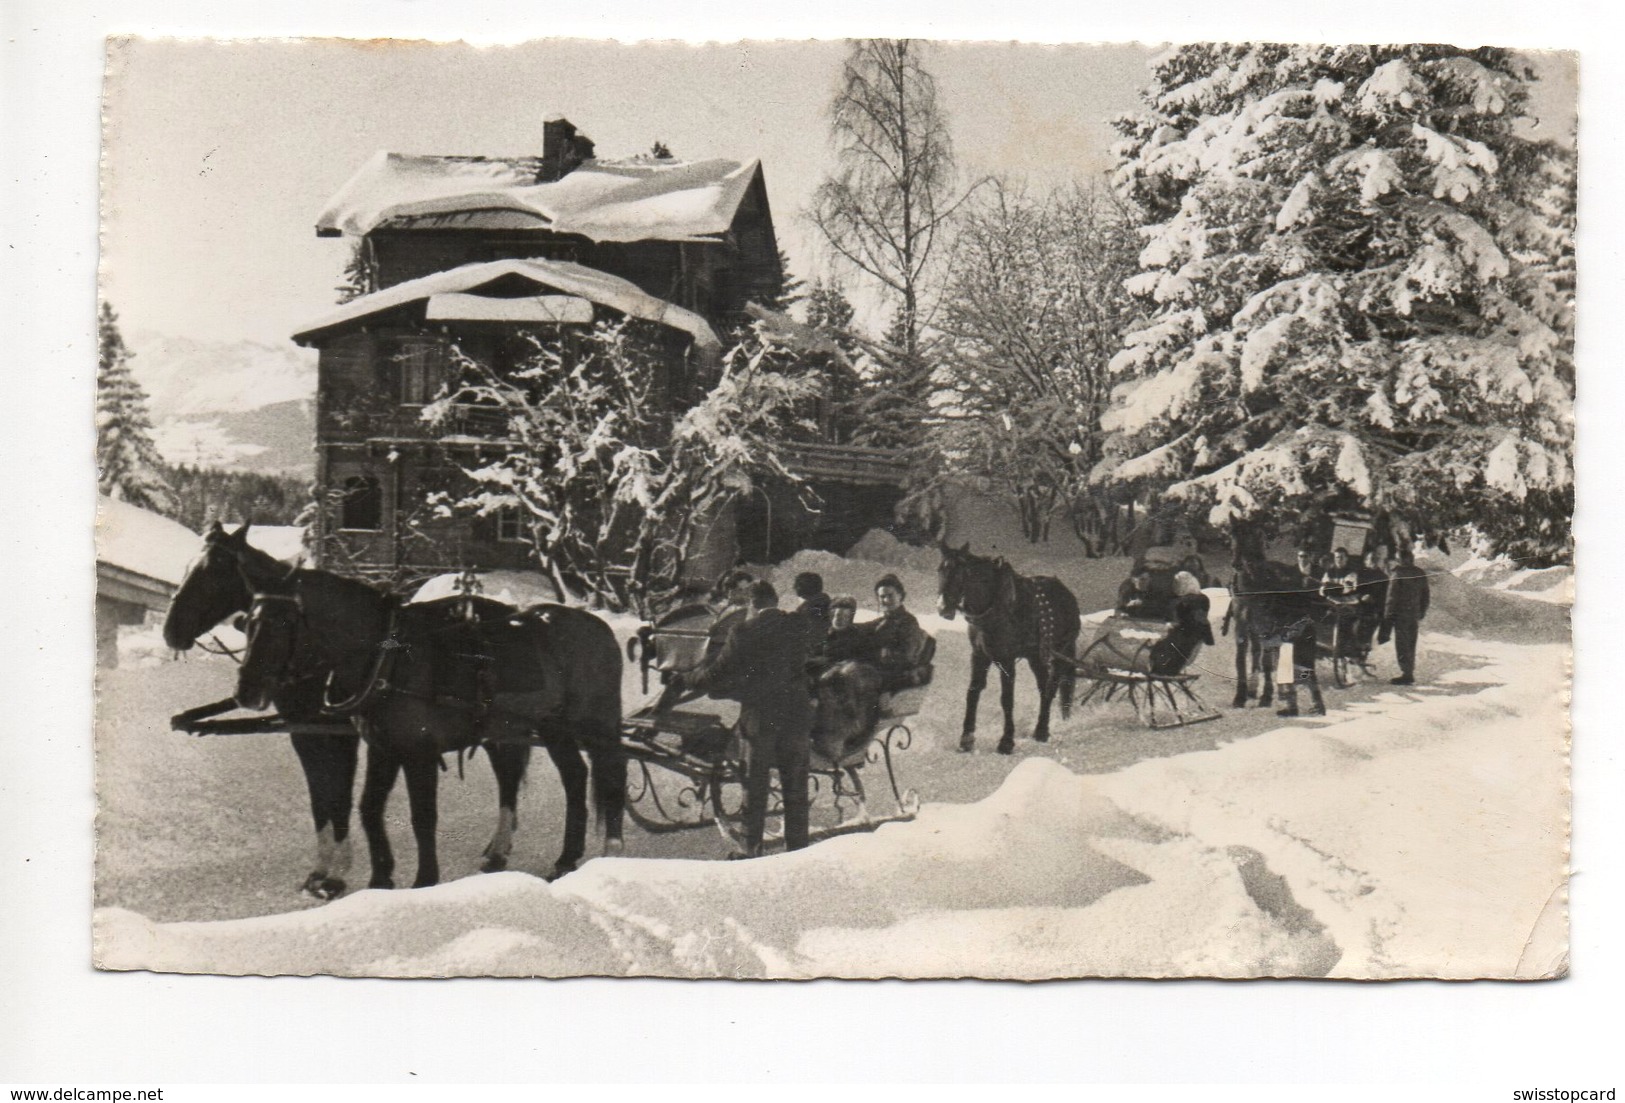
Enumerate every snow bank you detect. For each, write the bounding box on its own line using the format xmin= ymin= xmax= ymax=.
xmin=93 ymin=758 xmax=1336 ymax=978
xmin=846 ymin=529 xmax=940 ymax=572
xmin=1096 ymin=634 xmax=1569 ymax=979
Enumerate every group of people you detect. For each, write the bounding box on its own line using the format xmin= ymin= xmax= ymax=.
xmin=1115 ymin=566 xmax=1216 ymax=676
xmin=669 ymin=568 xmax=930 ymax=857
xmin=1296 ymin=544 xmax=1431 ymax=686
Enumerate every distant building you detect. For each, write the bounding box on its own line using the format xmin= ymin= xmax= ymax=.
xmin=299 ymin=116 xmax=904 ymax=588
xmin=95 ymin=496 xmax=196 ymax=667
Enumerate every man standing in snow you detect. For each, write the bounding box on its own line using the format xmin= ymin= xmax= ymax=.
xmin=1383 ymin=547 xmax=1431 ymax=686
xmin=680 ymin=580 xmax=816 ymax=856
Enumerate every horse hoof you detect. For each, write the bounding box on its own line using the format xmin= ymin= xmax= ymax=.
xmin=368 ymin=878 xmax=395 ymax=890
xmin=1033 ymin=731 xmax=1050 ymax=744
xmin=411 ymin=876 xmax=438 ymax=889
xmin=480 ymin=853 xmax=508 ymax=873
xmin=302 ymin=874 xmax=346 ymax=900
xmin=603 ymin=837 xmax=626 ymax=857
xmin=958 ymin=736 xmax=975 ymax=753
xmin=996 ymin=741 xmax=1015 ymax=756
xmin=545 ymin=862 xmax=577 ymax=883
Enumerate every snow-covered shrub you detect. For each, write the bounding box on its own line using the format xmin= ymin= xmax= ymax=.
xmin=424 ymin=319 xmax=820 ymax=614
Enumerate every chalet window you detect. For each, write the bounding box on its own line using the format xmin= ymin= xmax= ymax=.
xmin=337 ymin=474 xmax=384 ymax=532
xmin=496 ymin=507 xmax=528 ymax=544
xmin=387 ymin=336 xmax=445 ymax=405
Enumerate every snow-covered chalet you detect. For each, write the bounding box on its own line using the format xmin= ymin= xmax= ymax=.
xmin=297 ymin=116 xmax=905 ymax=587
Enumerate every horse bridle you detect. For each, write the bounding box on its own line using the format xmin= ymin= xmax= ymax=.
xmin=947 ymin=555 xmax=1005 ymax=621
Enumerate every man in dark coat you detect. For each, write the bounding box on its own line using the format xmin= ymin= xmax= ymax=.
xmin=681 ymin=580 xmax=816 ymax=856
xmin=1384 ymin=547 xmax=1431 ymax=685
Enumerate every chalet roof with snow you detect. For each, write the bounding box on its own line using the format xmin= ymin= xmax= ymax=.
xmin=291 ymin=257 xmax=723 ymax=352
xmin=315 ymin=151 xmax=764 ymax=243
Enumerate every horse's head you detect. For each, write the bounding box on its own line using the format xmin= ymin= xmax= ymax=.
xmin=936 ymin=540 xmax=1008 ymax=620
xmin=234 ymin=587 xmax=306 ymax=712
xmin=164 ymin=522 xmax=272 ymax=651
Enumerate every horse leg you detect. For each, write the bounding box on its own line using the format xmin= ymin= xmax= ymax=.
xmin=587 ymin=738 xmax=627 ymax=857
xmin=544 ymin=741 xmax=589 ymax=880
xmin=960 ymin=650 xmax=990 ymax=753
xmin=996 ymin=663 xmax=1017 ymax=755
xmin=1232 ymin=630 xmax=1251 ymax=709
xmin=1031 ymin=660 xmax=1055 ymax=744
xmin=358 ymin=742 xmax=400 ymax=890
xmin=401 ymin=754 xmax=441 ymax=889
xmin=480 ymin=741 xmax=531 ymax=874
xmin=290 ymin=730 xmax=359 ymax=900
xmin=1259 ymin=644 xmax=1277 ymax=708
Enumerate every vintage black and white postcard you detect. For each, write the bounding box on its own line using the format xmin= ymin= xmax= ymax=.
xmin=91 ymin=36 xmax=1573 ymax=980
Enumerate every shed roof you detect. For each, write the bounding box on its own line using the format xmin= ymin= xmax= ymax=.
xmin=291 ymin=257 xmax=723 ymax=351
xmin=96 ymin=495 xmax=200 ymax=588
xmin=315 ymin=152 xmax=762 ymax=243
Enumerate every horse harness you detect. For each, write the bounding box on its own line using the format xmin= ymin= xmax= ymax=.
xmin=962 ymin=562 xmax=1070 ymax=662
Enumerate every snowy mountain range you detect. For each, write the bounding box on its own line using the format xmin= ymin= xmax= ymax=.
xmin=128 ymin=331 xmax=317 ymax=475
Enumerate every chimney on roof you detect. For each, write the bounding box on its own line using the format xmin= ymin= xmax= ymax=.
xmin=540 ymin=116 xmax=595 ymax=182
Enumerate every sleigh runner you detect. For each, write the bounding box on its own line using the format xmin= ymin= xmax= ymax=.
xmin=1055 ymin=615 xmax=1222 ymax=730
xmin=622 ymin=603 xmax=922 ymax=851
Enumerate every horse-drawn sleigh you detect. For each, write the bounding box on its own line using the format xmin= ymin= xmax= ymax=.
xmin=618 ymin=603 xmax=922 ymax=852
xmin=164 ymin=524 xmax=920 ymax=899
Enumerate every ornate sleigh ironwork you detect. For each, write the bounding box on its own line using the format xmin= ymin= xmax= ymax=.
xmin=622 ymin=604 xmax=922 ymax=852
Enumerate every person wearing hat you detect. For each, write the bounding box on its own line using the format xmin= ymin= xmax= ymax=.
xmin=811 ymin=594 xmax=866 ymax=673
xmin=793 ymin=571 xmax=832 ymax=630
xmin=866 ymin=573 xmax=930 ymax=693
xmin=1383 ymin=546 xmax=1431 ymax=685
xmin=678 ymin=579 xmax=816 ymax=856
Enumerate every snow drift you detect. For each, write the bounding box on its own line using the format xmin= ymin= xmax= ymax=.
xmin=94 ymin=758 xmax=1339 ymax=979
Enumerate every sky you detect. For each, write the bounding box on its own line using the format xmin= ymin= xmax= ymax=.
xmin=100 ymin=39 xmax=1162 ymax=346
xmin=100 ymin=39 xmax=1578 ymax=351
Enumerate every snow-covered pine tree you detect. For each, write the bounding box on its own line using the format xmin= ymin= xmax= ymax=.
xmin=1102 ymin=45 xmax=1575 ymax=560
xmin=96 ymin=302 xmax=177 ymax=515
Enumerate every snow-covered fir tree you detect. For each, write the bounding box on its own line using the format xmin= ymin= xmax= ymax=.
xmin=96 ymin=302 xmax=177 ymax=515
xmin=1101 ymin=45 xmax=1575 ymax=560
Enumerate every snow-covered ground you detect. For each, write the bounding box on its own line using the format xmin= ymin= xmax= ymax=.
xmin=94 ymin=535 xmax=1569 ymax=980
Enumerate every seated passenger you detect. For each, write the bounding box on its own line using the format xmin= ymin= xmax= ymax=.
xmin=811 ymin=594 xmax=866 ymax=674
xmin=1116 ymin=566 xmax=1155 ymax=617
xmin=1149 ymin=570 xmax=1215 ymax=676
xmin=793 ymin=571 xmax=832 ymax=631
xmin=1320 ymin=548 xmax=1361 ymax=604
xmin=810 ymin=576 xmax=931 ymax=763
xmin=865 ymin=573 xmax=932 ymax=692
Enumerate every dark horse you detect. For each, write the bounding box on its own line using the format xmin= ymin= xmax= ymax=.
xmin=167 ymin=523 xmax=626 ymax=890
xmin=1225 ymin=555 xmax=1322 ymax=713
xmin=936 ymin=542 xmax=1080 ymax=754
xmin=164 ymin=523 xmax=360 ymax=898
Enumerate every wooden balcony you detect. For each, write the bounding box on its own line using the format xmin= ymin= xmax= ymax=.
xmin=780 ymin=442 xmax=908 ymax=487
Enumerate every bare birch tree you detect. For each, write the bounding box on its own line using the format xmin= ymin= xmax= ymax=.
xmin=811 ymin=39 xmax=968 ymax=361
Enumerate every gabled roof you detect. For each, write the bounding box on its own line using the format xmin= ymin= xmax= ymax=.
xmin=315 ymin=152 xmax=763 ymax=243
xmin=291 ymin=257 xmax=722 ymax=352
